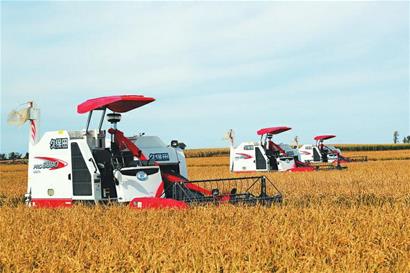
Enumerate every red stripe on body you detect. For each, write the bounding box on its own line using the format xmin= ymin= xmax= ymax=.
xmin=235 ymin=153 xmax=253 ymax=159
xmin=129 ymin=197 xmax=188 ymax=209
xmin=155 ymin=181 xmax=164 ymax=197
xmin=31 ymin=198 xmax=72 ymax=208
xmin=233 ymin=169 xmax=265 ymax=173
xmin=34 ymin=157 xmax=68 ymax=170
xmin=288 ymin=167 xmax=315 ymax=172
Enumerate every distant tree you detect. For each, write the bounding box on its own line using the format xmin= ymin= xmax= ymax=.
xmin=403 ymin=136 xmax=410 ymax=144
xmin=8 ymin=152 xmax=16 ymax=160
xmin=24 ymin=152 xmax=29 ymax=159
xmin=8 ymin=152 xmax=22 ymax=161
xmin=393 ymin=131 xmax=399 ymax=144
xmin=0 ymin=153 xmax=6 ymax=160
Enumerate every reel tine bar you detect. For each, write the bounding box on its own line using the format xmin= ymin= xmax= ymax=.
xmin=164 ymin=176 xmax=282 ymax=206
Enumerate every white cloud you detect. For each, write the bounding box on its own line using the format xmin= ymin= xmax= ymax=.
xmin=1 ymin=1 xmax=409 ymax=151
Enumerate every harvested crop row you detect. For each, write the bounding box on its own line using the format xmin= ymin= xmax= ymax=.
xmin=0 ymin=158 xmax=409 ymax=272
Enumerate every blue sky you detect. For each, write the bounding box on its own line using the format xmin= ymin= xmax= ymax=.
xmin=1 ymin=1 xmax=409 ymax=153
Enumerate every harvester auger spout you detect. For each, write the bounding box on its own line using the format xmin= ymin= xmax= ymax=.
xmin=21 ymin=95 xmax=283 ymax=209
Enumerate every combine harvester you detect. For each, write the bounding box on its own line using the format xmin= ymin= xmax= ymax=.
xmin=228 ymin=127 xmax=316 ymax=173
xmin=299 ymin=135 xmax=367 ymax=164
xmin=10 ymin=95 xmax=282 ymax=208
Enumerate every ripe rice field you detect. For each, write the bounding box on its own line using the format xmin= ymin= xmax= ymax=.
xmin=184 ymin=144 xmax=410 ymax=158
xmin=0 ymin=150 xmax=409 ymax=272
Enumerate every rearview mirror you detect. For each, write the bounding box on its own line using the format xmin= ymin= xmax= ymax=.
xmin=178 ymin=142 xmax=186 ymax=150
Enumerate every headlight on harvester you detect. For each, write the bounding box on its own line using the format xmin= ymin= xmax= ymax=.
xmin=136 ymin=171 xmax=148 ymax=181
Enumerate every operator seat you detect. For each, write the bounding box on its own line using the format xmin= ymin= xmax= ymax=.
xmin=319 ymin=143 xmax=329 ymax=163
xmin=265 ymin=141 xmax=279 ymax=170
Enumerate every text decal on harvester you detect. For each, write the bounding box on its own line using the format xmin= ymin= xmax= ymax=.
xmin=149 ymin=153 xmax=170 ymax=161
xmin=50 ymin=138 xmax=68 ymax=149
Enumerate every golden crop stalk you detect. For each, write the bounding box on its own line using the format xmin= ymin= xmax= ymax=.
xmin=0 ymin=150 xmax=409 ymax=272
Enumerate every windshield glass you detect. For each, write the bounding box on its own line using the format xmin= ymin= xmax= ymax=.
xmin=134 ymin=136 xmax=166 ymax=148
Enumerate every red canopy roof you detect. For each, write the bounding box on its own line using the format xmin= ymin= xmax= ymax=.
xmin=314 ymin=135 xmax=336 ymax=141
xmin=77 ymin=95 xmax=155 ymax=114
xmin=257 ymin=126 xmax=291 ymax=136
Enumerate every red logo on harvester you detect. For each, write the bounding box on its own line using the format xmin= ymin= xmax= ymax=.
xmin=235 ymin=153 xmax=253 ymax=159
xmin=34 ymin=157 xmax=68 ymax=170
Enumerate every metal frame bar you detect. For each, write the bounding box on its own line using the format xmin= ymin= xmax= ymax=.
xmin=85 ymin=111 xmax=93 ymax=133
xmin=188 ymin=176 xmax=267 ymax=183
xmin=98 ymin=108 xmax=107 ymax=132
xmin=164 ymin=176 xmax=282 ymax=206
xmin=346 ymin=156 xmax=368 ymax=162
xmin=85 ymin=108 xmax=108 ymax=136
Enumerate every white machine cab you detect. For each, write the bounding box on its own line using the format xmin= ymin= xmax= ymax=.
xmin=229 ymin=127 xmax=314 ymax=173
xmin=298 ymin=135 xmax=340 ymax=163
xmin=24 ymin=95 xmax=190 ymax=207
